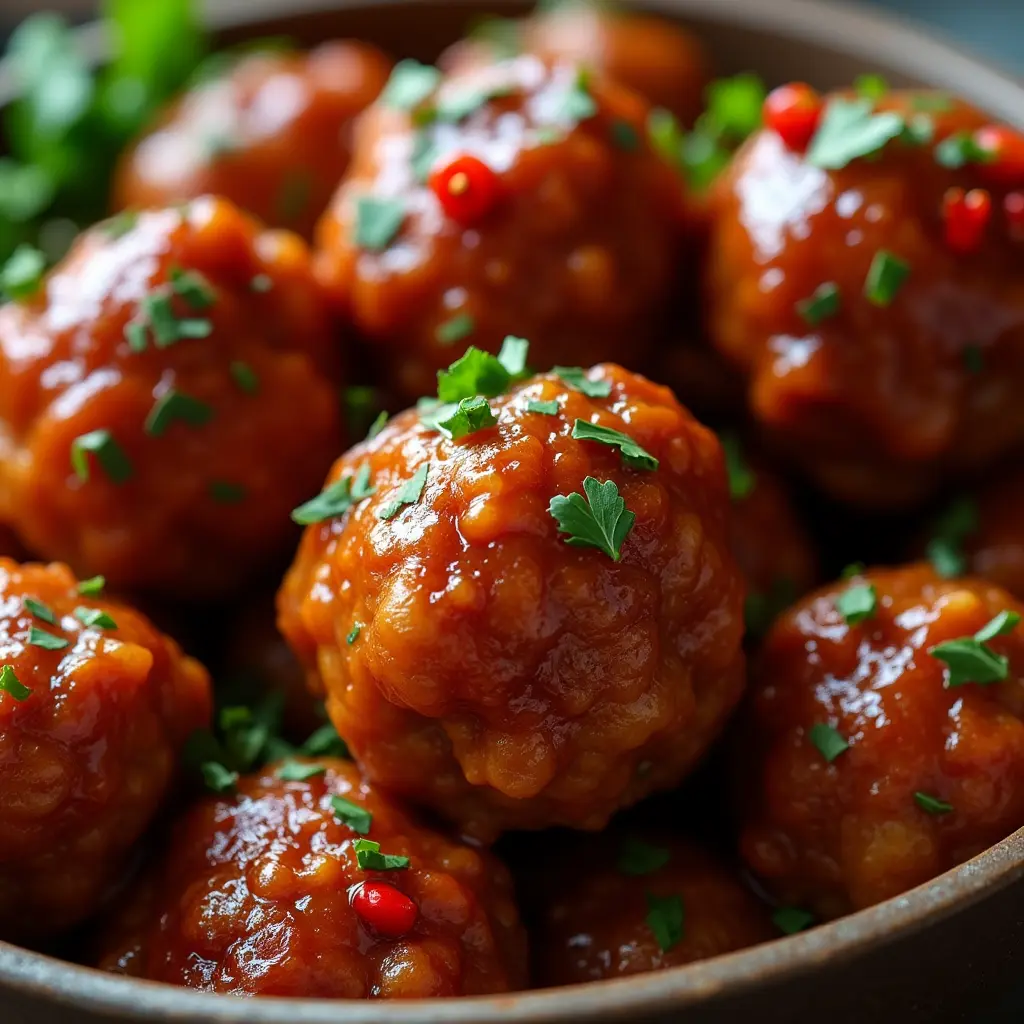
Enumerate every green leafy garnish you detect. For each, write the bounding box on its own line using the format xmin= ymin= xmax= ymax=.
xmin=377 ymin=463 xmax=430 ymax=521
xmin=557 ymin=68 xmax=597 ymax=123
xmin=1 ymin=244 xmax=46 ymax=300
xmin=773 ymin=907 xmax=814 ymax=935
xmin=331 ymin=795 xmax=373 ymax=835
xmin=354 ymin=196 xmax=406 ymax=251
xmin=276 ymin=760 xmax=326 ymax=782
xmin=70 ymin=430 xmax=133 ymax=484
xmin=836 ymin=584 xmax=877 ymax=626
xmin=291 ymin=463 xmax=374 ymax=525
xmin=354 ymin=838 xmax=409 ymax=871
xmin=526 ymin=399 xmax=559 ymax=415
xmin=808 ymin=722 xmax=849 ymax=763
xmin=168 ymin=265 xmax=214 ymax=309
xmin=346 ymin=623 xmax=362 ymax=645
xmin=436 ymin=81 xmax=514 ymax=123
xmin=796 ymin=282 xmax=840 ymax=327
xmin=498 ymin=335 xmax=530 ymax=377
xmin=435 ymin=312 xmax=475 ymax=345
xmin=549 ymin=476 xmax=634 ymax=561
xmin=935 ymin=131 xmax=992 ymax=169
xmin=437 ymin=396 xmax=497 ymax=440
xmin=854 ymin=73 xmax=889 ymax=101
xmin=554 ymin=366 xmax=611 ymax=398
xmin=73 ymin=606 xmax=117 ymax=630
xmin=571 ymin=419 xmax=658 ymax=471
xmin=23 ymin=597 xmax=55 ymax=624
xmin=0 ymin=664 xmax=30 ymax=701
xmin=230 ymin=361 xmax=259 ymax=395
xmin=437 ymin=344 xmax=525 ymax=403
xmin=301 ymin=722 xmax=349 ymax=759
xmin=610 ymin=119 xmax=640 ymax=152
xmin=200 ymin=761 xmax=238 ymax=794
xmin=647 ymin=107 xmax=685 ymax=169
xmin=76 ymin=576 xmax=105 ymax=596
xmin=645 ymin=893 xmax=685 ymax=953
xmin=927 ymin=497 xmax=977 ymax=578
xmin=144 ymin=389 xmax=213 ymax=437
xmin=617 ymin=838 xmax=671 ymax=877
xmin=864 ymin=250 xmax=910 ymax=307
xmin=914 ymin=791 xmax=953 ymax=815
xmin=929 ymin=611 xmax=1020 ymax=688
xmin=720 ymin=433 xmax=756 ymax=501
xmin=380 ymin=59 xmax=440 ymax=111
xmin=806 ymin=97 xmax=905 ymax=170
xmin=27 ymin=626 xmax=68 ymax=651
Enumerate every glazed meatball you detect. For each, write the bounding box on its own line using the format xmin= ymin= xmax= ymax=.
xmin=440 ymin=5 xmax=709 ymax=127
xmin=315 ymin=54 xmax=688 ymax=400
xmin=279 ymin=358 xmax=746 ymax=839
xmin=706 ymin=89 xmax=1024 ymax=507
xmin=533 ymin=834 xmax=773 ymax=986
xmin=97 ymin=759 xmax=527 ymax=998
xmin=113 ymin=42 xmax=393 ymax=239
xmin=0 ymin=197 xmax=342 ymax=598
xmin=0 ymin=559 xmax=211 ymax=940
xmin=738 ymin=564 xmax=1024 ymax=918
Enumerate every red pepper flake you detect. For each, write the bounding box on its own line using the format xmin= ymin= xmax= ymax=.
xmin=973 ymin=125 xmax=1024 ymax=186
xmin=762 ymin=83 xmax=822 ymax=153
xmin=351 ymin=880 xmax=418 ymax=937
xmin=428 ymin=155 xmax=502 ymax=224
xmin=942 ymin=187 xmax=992 ymax=254
xmin=1004 ymin=192 xmax=1024 ymax=239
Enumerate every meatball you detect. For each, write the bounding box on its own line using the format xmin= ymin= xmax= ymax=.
xmin=0 ymin=559 xmax=211 ymax=940
xmin=315 ymin=54 xmax=689 ymax=401
xmin=533 ymin=834 xmax=773 ymax=986
xmin=113 ymin=42 xmax=393 ymax=239
xmin=279 ymin=357 xmax=746 ymax=839
xmin=97 ymin=759 xmax=527 ymax=997
xmin=440 ymin=5 xmax=709 ymax=127
xmin=738 ymin=564 xmax=1024 ymax=918
xmin=706 ymin=90 xmax=1024 ymax=507
xmin=0 ymin=197 xmax=342 ymax=598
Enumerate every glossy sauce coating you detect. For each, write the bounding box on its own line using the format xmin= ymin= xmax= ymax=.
xmin=279 ymin=364 xmax=746 ymax=839
xmin=0 ymin=198 xmax=342 ymax=598
xmin=113 ymin=42 xmax=393 ymax=239
xmin=706 ymin=93 xmax=1024 ymax=507
xmin=0 ymin=559 xmax=211 ymax=940
xmin=315 ymin=55 xmax=689 ymax=400
xmin=97 ymin=759 xmax=527 ymax=997
xmin=534 ymin=834 xmax=773 ymax=986
xmin=738 ymin=564 xmax=1024 ymax=917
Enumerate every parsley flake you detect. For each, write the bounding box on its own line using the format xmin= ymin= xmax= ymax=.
xmin=1 ymin=244 xmax=46 ymax=301
xmin=809 ymin=722 xmax=849 ymax=762
xmin=929 ymin=611 xmax=1019 ymax=688
xmin=610 ymin=119 xmax=640 ymax=151
xmin=23 ymin=597 xmax=55 ymax=624
xmin=332 ymin=795 xmax=373 ymax=834
xmin=617 ymin=838 xmax=671 ymax=877
xmin=438 ymin=396 xmax=497 ymax=440
xmin=378 ymin=463 xmax=430 ymax=521
xmin=975 ymin=609 xmax=1021 ymax=642
xmin=276 ymin=760 xmax=326 ymax=781
xmin=169 ymin=265 xmax=215 ymax=309
xmin=144 ymin=390 xmax=213 ymax=438
xmin=27 ymin=626 xmax=68 ymax=651
xmin=498 ymin=335 xmax=530 ymax=377
xmin=230 ymin=361 xmax=259 ymax=395
xmin=836 ymin=584 xmax=877 ymax=626
xmin=301 ymin=722 xmax=349 ymax=758
xmin=76 ymin=576 xmax=105 ymax=596
xmin=554 ymin=366 xmax=611 ymax=398
xmin=292 ymin=463 xmax=375 ymax=525
xmin=774 ymin=907 xmax=815 ymax=935
xmin=571 ymin=419 xmax=658 ymax=471
xmin=806 ymin=97 xmax=905 ymax=170
xmin=645 ymin=893 xmax=685 ymax=953
xmin=354 ymin=837 xmax=409 ymax=871
xmin=914 ymin=791 xmax=953 ymax=815
xmin=436 ymin=81 xmax=514 ymax=123
xmin=73 ymin=606 xmax=117 ymax=630
xmin=381 ymin=59 xmax=441 ymax=111
xmin=557 ymin=68 xmax=597 ymax=124
xmin=927 ymin=497 xmax=978 ymax=578
xmin=796 ymin=282 xmax=841 ymax=326
xmin=346 ymin=623 xmax=362 ymax=645
xmin=720 ymin=433 xmax=756 ymax=501
xmin=854 ymin=73 xmax=889 ymax=101
xmin=527 ymin=399 xmax=559 ymax=415
xmin=367 ymin=411 xmax=388 ymax=440
xmin=0 ymin=664 xmax=30 ymax=701
xmin=549 ymin=476 xmax=635 ymax=561
xmin=864 ymin=250 xmax=910 ymax=307
xmin=935 ymin=131 xmax=993 ymax=170
xmin=201 ymin=762 xmax=238 ymax=794
xmin=437 ymin=347 xmax=515 ymax=403
xmin=436 ymin=312 xmax=475 ymax=345
xmin=354 ymin=196 xmax=406 ymax=251
xmin=71 ymin=430 xmax=133 ymax=484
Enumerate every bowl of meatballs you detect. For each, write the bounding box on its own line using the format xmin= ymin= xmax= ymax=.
xmin=1 ymin=0 xmax=1024 ymax=1022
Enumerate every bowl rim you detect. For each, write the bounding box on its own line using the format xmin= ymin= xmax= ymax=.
xmin=2 ymin=0 xmax=1024 ymax=1020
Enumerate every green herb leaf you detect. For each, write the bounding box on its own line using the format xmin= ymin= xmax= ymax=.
xmin=23 ymin=598 xmax=55 ymax=624
xmin=841 ymin=562 xmax=866 ymax=580
xmin=73 ymin=606 xmax=117 ymax=630
xmin=300 ymin=722 xmax=349 ymax=759
xmin=929 ymin=611 xmax=1019 ymax=688
xmin=527 ymin=399 xmax=559 ymax=415
xmin=200 ymin=761 xmax=238 ymax=794
xmin=168 ymin=265 xmax=214 ymax=309
xmin=354 ymin=196 xmax=406 ymax=252
xmin=645 ymin=893 xmax=685 ymax=953
xmin=436 ymin=312 xmax=475 ymax=345
xmin=806 ymin=97 xmax=905 ymax=170
xmin=27 ymin=626 xmax=68 ymax=651
xmin=554 ymin=366 xmax=612 ymax=398
xmin=332 ymin=795 xmax=373 ymax=835
xmin=935 ymin=131 xmax=992 ymax=169
xmin=437 ymin=347 xmax=514 ymax=402
xmin=617 ymin=838 xmax=671 ymax=877
xmin=209 ymin=481 xmax=246 ymax=504
xmin=557 ymin=68 xmax=597 ymax=123
xmin=720 ymin=433 xmax=756 ymax=501
xmin=914 ymin=791 xmax=953 ymax=815
xmin=927 ymin=497 xmax=977 ymax=579
xmin=549 ymin=476 xmax=635 ymax=561
xmin=773 ymin=907 xmax=814 ymax=935
xmin=1 ymin=244 xmax=46 ymax=300
xmin=76 ymin=575 xmax=105 ymax=596
xmin=367 ymin=411 xmax=388 ymax=440
xmin=378 ymin=463 xmax=430 ymax=521
xmin=497 ymin=335 xmax=530 ymax=378
xmin=230 ymin=361 xmax=259 ymax=395
xmin=70 ymin=430 xmax=133 ymax=484
xmin=436 ymin=81 xmax=514 ymax=122
xmin=381 ymin=59 xmax=441 ymax=111
xmin=354 ymin=837 xmax=410 ymax=871
xmin=975 ymin=609 xmax=1021 ymax=642
xmin=437 ymin=396 xmax=497 ymax=440
xmin=809 ymin=722 xmax=848 ymax=762
xmin=276 ymin=759 xmax=326 ymax=781
xmin=704 ymin=72 xmax=767 ymax=143
xmin=796 ymin=282 xmax=840 ymax=326
xmin=0 ymin=664 xmax=31 ymax=701
xmin=291 ymin=463 xmax=375 ymax=525
xmin=864 ymin=250 xmax=910 ymax=307
xmin=610 ymin=119 xmax=640 ymax=151
xmin=854 ymin=73 xmax=889 ymax=101
xmin=346 ymin=622 xmax=362 ymax=645
xmin=647 ymin=107 xmax=685 ymax=168
xmin=836 ymin=584 xmax=877 ymax=626
xmin=571 ymin=419 xmax=658 ymax=471
xmin=144 ymin=389 xmax=213 ymax=437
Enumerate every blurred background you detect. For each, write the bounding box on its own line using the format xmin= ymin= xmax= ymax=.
xmin=0 ymin=0 xmax=1022 ymax=75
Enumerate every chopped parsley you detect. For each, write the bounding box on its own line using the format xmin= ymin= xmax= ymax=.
xmin=1 ymin=244 xmax=46 ymax=300
xmin=126 ymin=289 xmax=212 ymax=351
xmin=291 ymin=463 xmax=374 ymax=525
xmin=201 ymin=761 xmax=238 ymax=794
xmin=230 ymin=361 xmax=260 ymax=394
xmin=617 ymin=838 xmax=671 ymax=877
xmin=647 ymin=107 xmax=685 ymax=169
xmin=168 ymin=265 xmax=215 ymax=309
xmin=367 ymin=410 xmax=388 ymax=440
xmin=436 ymin=81 xmax=514 ymax=123
xmin=380 ymin=59 xmax=441 ymax=111
xmin=301 ymin=722 xmax=349 ymax=758
xmin=435 ymin=312 xmax=475 ymax=345
xmin=610 ymin=119 xmax=640 ymax=152
xmin=498 ymin=335 xmax=530 ymax=377
xmin=927 ymin=497 xmax=978 ymax=578
xmin=836 ymin=584 xmax=877 ymax=626
xmin=554 ymin=366 xmax=612 ymax=398
xmin=806 ymin=97 xmax=905 ymax=170
xmin=854 ymin=73 xmax=889 ymax=101
xmin=928 ymin=610 xmax=1020 ymax=688
xmin=23 ymin=597 xmax=55 ymax=624
xmin=571 ymin=419 xmax=658 ymax=471
xmin=27 ymin=626 xmax=68 ymax=651
xmin=808 ymin=722 xmax=849 ymax=762
xmin=354 ymin=837 xmax=409 ymax=871
xmin=773 ymin=907 xmax=814 ymax=935
xmin=526 ymin=399 xmax=559 ymax=415
xmin=914 ymin=791 xmax=953 ymax=815
xmin=332 ymin=795 xmax=373 ymax=835
xmin=437 ymin=396 xmax=497 ymax=440
xmin=864 ymin=250 xmax=910 ymax=307
xmin=70 ymin=430 xmax=133 ymax=484
xmin=645 ymin=893 xmax=684 ymax=953
xmin=549 ymin=476 xmax=634 ymax=562
xmin=346 ymin=623 xmax=362 ymax=645
xmin=935 ymin=131 xmax=992 ymax=170
xmin=76 ymin=576 xmax=105 ymax=596
xmin=557 ymin=68 xmax=597 ymax=123
xmin=377 ymin=463 xmax=430 ymax=521
xmin=436 ymin=341 xmax=528 ymax=403
xmin=841 ymin=562 xmax=866 ymax=580
xmin=144 ymin=389 xmax=213 ymax=438
xmin=720 ymin=433 xmax=756 ymax=501
xmin=354 ymin=196 xmax=406 ymax=251
xmin=209 ymin=481 xmax=246 ymax=504
xmin=73 ymin=606 xmax=117 ymax=630
xmin=0 ymin=664 xmax=30 ymax=701
xmin=796 ymin=282 xmax=841 ymax=326
xmin=276 ymin=760 xmax=326 ymax=782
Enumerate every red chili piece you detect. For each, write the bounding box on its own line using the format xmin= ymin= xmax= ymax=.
xmin=428 ymin=155 xmax=502 ymax=224
xmin=942 ymin=187 xmax=992 ymax=254
xmin=1005 ymin=192 xmax=1024 ymax=239
xmin=351 ymin=880 xmax=418 ymax=937
xmin=762 ymin=83 xmax=823 ymax=153
xmin=973 ymin=125 xmax=1024 ymax=186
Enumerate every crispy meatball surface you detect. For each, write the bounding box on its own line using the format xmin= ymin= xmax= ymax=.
xmin=280 ymin=362 xmax=746 ymax=839
xmin=706 ymin=92 xmax=1024 ymax=507
xmin=0 ymin=197 xmax=342 ymax=598
xmin=315 ymin=54 xmax=688 ymax=400
xmin=113 ymin=42 xmax=393 ymax=239
xmin=0 ymin=559 xmax=211 ymax=940
xmin=97 ymin=759 xmax=527 ymax=998
xmin=738 ymin=564 xmax=1024 ymax=918
xmin=533 ymin=834 xmax=772 ymax=986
